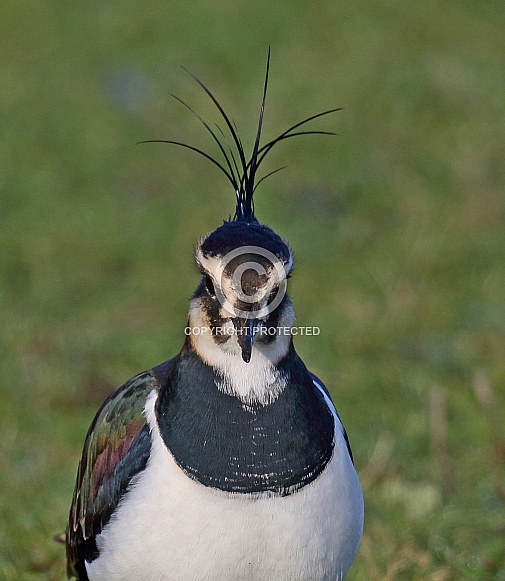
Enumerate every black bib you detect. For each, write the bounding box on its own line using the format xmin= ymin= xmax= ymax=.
xmin=155 ymin=348 xmax=335 ymax=496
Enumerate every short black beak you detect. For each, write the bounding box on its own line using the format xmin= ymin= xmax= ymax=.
xmin=233 ymin=317 xmax=259 ymax=363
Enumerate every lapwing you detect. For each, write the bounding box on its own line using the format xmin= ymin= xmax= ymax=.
xmin=65 ymin=51 xmax=364 ymax=581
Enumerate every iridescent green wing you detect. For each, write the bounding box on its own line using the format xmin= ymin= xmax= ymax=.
xmin=66 ymin=370 xmax=159 ymax=579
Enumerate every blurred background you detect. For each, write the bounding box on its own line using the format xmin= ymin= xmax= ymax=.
xmin=1 ymin=1 xmax=504 ymax=579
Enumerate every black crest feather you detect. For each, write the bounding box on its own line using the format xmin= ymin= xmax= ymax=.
xmin=140 ymin=48 xmax=341 ymax=223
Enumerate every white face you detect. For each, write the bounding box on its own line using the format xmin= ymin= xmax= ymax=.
xmin=188 ymin=239 xmax=295 ymax=368
xmin=195 ymin=240 xmax=294 ymax=321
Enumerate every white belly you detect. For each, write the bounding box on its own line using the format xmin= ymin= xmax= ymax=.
xmin=87 ymin=392 xmax=364 ymax=581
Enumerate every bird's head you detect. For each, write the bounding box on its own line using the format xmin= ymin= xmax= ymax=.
xmin=145 ymin=49 xmax=338 ymax=365
xmin=191 ymin=220 xmax=294 ymax=363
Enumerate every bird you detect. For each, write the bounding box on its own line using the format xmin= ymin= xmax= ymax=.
xmin=65 ymin=50 xmax=364 ymax=581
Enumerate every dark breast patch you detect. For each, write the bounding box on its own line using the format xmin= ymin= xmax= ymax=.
xmin=155 ymin=349 xmax=334 ymax=496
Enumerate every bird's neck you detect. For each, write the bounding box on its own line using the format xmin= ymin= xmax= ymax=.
xmin=185 ymin=301 xmax=293 ymax=407
xmin=183 ymin=333 xmax=289 ymax=408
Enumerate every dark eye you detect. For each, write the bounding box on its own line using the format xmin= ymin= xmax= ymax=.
xmin=205 ymin=276 xmax=216 ymax=297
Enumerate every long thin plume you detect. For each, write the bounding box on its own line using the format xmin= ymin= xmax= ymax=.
xmin=140 ymin=50 xmax=339 ymax=223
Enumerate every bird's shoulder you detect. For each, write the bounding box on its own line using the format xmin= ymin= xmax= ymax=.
xmin=309 ymin=371 xmax=354 ymax=465
xmin=66 ymin=359 xmax=175 ymax=579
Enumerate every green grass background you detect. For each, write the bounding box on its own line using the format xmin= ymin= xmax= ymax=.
xmin=1 ymin=1 xmax=504 ymax=579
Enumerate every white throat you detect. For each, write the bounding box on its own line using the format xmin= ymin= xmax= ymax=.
xmin=187 ymin=298 xmax=295 ymax=408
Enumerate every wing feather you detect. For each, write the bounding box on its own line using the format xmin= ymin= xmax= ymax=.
xmin=66 ymin=370 xmax=160 ymax=579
